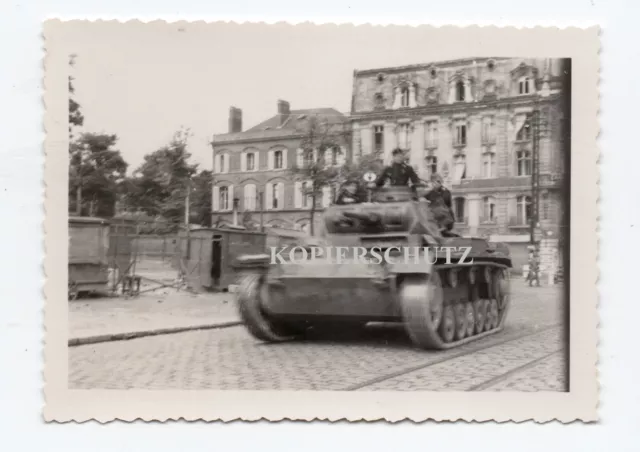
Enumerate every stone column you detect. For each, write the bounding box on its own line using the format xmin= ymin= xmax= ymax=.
xmin=410 ymin=121 xmax=424 ymax=172
xmin=409 ymin=84 xmax=417 ymax=108
xmin=383 ymin=123 xmax=396 ymax=164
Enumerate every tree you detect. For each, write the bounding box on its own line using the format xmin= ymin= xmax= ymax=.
xmin=68 ymin=133 xmax=128 ymax=217
xmin=189 ymin=170 xmax=213 ymax=227
xmin=68 ymin=54 xmax=84 ymax=138
xmin=289 ymin=114 xmax=351 ymax=235
xmin=124 ymin=129 xmax=199 ymax=227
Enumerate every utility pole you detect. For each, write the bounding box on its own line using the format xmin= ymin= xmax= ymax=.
xmin=530 ymin=109 xmax=541 ymax=245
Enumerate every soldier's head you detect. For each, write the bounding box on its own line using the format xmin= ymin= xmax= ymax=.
xmin=430 ymin=173 xmax=444 ymax=189
xmin=392 ymin=148 xmax=405 ymax=164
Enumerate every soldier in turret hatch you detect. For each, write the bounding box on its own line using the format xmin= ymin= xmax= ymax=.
xmin=375 ymin=148 xmax=420 ymax=188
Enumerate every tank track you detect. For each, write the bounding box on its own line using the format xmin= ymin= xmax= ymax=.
xmin=399 ymin=262 xmax=511 ymax=350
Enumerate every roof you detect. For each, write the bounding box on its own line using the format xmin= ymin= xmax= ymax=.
xmin=353 ymin=57 xmax=509 ymax=77
xmin=213 ymin=108 xmax=347 ymax=144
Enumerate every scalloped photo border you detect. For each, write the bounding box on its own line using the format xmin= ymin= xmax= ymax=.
xmin=42 ymin=20 xmax=599 ymax=423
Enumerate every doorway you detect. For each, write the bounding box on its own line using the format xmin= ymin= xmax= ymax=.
xmin=211 ymin=235 xmax=223 ymax=287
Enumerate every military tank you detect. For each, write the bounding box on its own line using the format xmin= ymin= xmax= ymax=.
xmin=234 ymin=183 xmax=512 ymax=350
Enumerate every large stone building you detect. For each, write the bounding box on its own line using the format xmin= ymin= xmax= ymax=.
xmin=350 ymin=57 xmax=567 ymax=267
xmin=211 ymin=100 xmax=350 ymax=233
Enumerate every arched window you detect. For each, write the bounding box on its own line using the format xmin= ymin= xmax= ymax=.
xmin=453 ymin=197 xmax=466 ymax=223
xmin=219 ymin=186 xmax=229 ymax=211
xmin=482 ymin=196 xmax=496 ymax=222
xmin=517 ymin=150 xmax=532 ymax=176
xmin=519 ymin=76 xmax=532 ymax=95
xmin=400 ymin=87 xmax=410 ymax=107
xmin=456 ymin=81 xmax=465 ymax=102
xmin=517 ymin=195 xmax=532 ymax=225
xmin=243 ymin=184 xmax=256 ymax=211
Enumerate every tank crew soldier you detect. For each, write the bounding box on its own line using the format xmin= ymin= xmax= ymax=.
xmin=375 ymin=148 xmax=420 ymax=188
xmin=335 ymin=179 xmax=365 ymax=205
xmin=424 ymin=173 xmax=455 ymax=233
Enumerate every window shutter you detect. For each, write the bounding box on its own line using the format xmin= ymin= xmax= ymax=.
xmin=296 ymin=148 xmax=304 ymax=167
xmin=322 ymin=186 xmax=331 ymax=208
xmin=294 ymin=181 xmax=302 ymax=208
xmin=360 ymin=127 xmax=371 ymax=155
xmin=277 ymin=183 xmax=284 ymax=210
xmin=281 ymin=148 xmax=288 ymax=169
xmin=267 ymin=150 xmax=274 ymax=170
xmin=212 ymin=186 xmax=219 ymax=211
xmin=223 ymin=154 xmax=230 ymax=173
xmin=337 ymin=146 xmax=346 ymax=165
xmin=265 ymin=183 xmax=273 ymax=210
xmin=312 ymin=148 xmax=318 ymax=162
xmin=227 ymin=185 xmax=234 ymax=210
xmin=324 ymin=149 xmax=331 ymax=166
xmin=241 ymin=153 xmax=246 ymax=172
xmin=214 ymin=154 xmax=221 ymax=174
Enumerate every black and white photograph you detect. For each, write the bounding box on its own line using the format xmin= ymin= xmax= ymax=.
xmin=43 ymin=22 xmax=598 ymax=422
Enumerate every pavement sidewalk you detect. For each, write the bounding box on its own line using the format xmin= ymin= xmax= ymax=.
xmin=68 ymin=288 xmax=241 ymax=346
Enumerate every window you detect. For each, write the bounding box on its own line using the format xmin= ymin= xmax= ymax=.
xmin=243 ymin=184 xmax=256 ymax=211
xmin=453 ymin=197 xmax=466 ymax=223
xmin=219 ymin=186 xmax=229 ymax=211
xmin=302 ymin=181 xmax=312 ymax=209
xmin=517 ymin=150 xmax=532 ymax=176
xmin=397 ymin=123 xmax=411 ymax=150
xmin=456 ymin=81 xmax=465 ymax=102
xmin=481 ymin=117 xmax=495 ymax=144
xmin=274 ymin=150 xmax=283 ymax=169
xmin=519 ymin=77 xmax=532 ymax=95
xmin=246 ymin=152 xmax=255 ymax=171
xmin=400 ymin=87 xmax=410 ymax=107
xmin=542 ymin=193 xmax=549 ymax=220
xmin=425 ymin=121 xmax=438 ymax=148
xmin=425 ymin=156 xmax=438 ymax=178
xmin=374 ymin=125 xmax=384 ymax=152
xmin=454 ymin=123 xmax=467 ymax=146
xmin=517 ymin=195 xmax=532 ymax=225
xmin=266 ymin=182 xmax=283 ymax=210
xmin=516 ymin=116 xmax=532 ymax=141
xmin=331 ymin=147 xmax=339 ymax=166
xmin=453 ymin=155 xmax=466 ymax=184
xmin=482 ymin=196 xmax=496 ymax=222
xmin=215 ymin=153 xmax=229 ymax=174
xmin=483 ymin=152 xmax=496 ymax=178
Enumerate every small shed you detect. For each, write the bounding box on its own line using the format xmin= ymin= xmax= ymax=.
xmin=68 ymin=216 xmax=110 ymax=296
xmin=177 ymin=228 xmax=267 ymax=291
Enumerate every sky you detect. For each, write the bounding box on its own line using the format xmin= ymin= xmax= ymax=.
xmin=69 ymin=23 xmax=496 ymax=171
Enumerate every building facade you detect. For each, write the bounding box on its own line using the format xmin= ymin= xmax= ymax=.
xmin=350 ymin=58 xmax=567 ymax=269
xmin=211 ymin=100 xmax=350 ymax=233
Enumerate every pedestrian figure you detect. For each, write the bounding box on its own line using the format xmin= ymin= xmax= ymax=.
xmin=335 ymin=179 xmax=365 ymax=205
xmin=526 ymin=248 xmax=541 ymax=287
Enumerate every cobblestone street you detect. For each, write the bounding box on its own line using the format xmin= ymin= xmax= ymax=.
xmin=69 ymin=280 xmax=567 ymax=391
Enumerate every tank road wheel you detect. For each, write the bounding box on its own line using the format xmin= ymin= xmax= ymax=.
xmin=448 ymin=269 xmax=459 ymax=288
xmin=473 ymin=299 xmax=486 ymax=334
xmin=439 ymin=305 xmax=456 ymax=343
xmin=494 ymin=269 xmax=511 ymax=311
xmin=464 ymin=303 xmax=475 ymax=337
xmin=236 ymin=273 xmax=297 ymax=343
xmin=454 ymin=303 xmax=468 ymax=340
xmin=483 ymin=266 xmax=493 ymax=283
xmin=399 ymin=272 xmax=444 ymax=349
xmin=489 ymin=299 xmax=500 ymax=329
xmin=482 ymin=299 xmax=493 ymax=331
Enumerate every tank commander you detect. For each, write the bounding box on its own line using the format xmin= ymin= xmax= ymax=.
xmin=374 ymin=148 xmax=420 ymax=188
xmin=335 ymin=179 xmax=365 ymax=205
xmin=423 ymin=173 xmax=455 ymax=233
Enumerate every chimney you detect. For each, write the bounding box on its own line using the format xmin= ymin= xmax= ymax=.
xmin=277 ymin=99 xmax=290 ymax=126
xmin=228 ymin=106 xmax=242 ymax=133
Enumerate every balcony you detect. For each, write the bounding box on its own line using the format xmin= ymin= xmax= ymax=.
xmin=508 ymin=216 xmax=530 ymax=228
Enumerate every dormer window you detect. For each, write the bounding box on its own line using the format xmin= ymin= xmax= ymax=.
xmin=456 ymin=81 xmax=465 ymax=102
xmin=400 ymin=87 xmax=410 ymax=107
xmin=519 ymin=76 xmax=533 ymax=95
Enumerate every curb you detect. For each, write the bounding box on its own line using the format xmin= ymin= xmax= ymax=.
xmin=68 ymin=320 xmax=242 ymax=347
